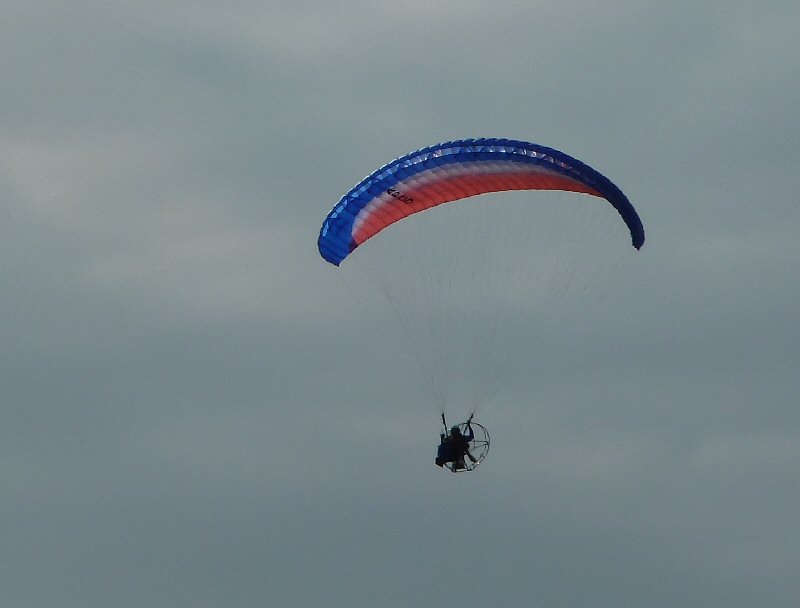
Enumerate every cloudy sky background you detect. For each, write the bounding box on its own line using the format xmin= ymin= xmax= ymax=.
xmin=3 ymin=1 xmax=799 ymax=606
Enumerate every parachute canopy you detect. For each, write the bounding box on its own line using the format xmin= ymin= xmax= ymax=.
xmin=318 ymin=138 xmax=644 ymax=265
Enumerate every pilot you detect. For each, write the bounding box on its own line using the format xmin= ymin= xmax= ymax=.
xmin=435 ymin=422 xmax=476 ymax=470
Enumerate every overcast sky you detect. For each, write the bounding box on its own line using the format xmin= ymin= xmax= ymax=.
xmin=2 ymin=2 xmax=799 ymax=607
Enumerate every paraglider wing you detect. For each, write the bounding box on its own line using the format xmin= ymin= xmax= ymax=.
xmin=318 ymin=138 xmax=644 ymax=266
